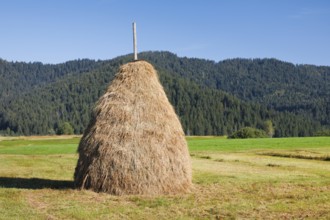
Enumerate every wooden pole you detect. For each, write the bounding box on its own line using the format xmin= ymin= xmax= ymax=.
xmin=133 ymin=22 xmax=137 ymax=60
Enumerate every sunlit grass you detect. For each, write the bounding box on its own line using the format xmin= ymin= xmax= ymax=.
xmin=0 ymin=136 xmax=329 ymax=219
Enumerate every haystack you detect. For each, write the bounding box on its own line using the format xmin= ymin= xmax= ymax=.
xmin=74 ymin=60 xmax=192 ymax=195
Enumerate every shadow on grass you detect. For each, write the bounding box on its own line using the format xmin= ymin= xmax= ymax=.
xmin=0 ymin=177 xmax=74 ymax=189
xmin=260 ymin=152 xmax=330 ymax=161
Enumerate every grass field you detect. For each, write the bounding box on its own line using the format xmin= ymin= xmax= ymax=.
xmin=0 ymin=136 xmax=329 ymax=219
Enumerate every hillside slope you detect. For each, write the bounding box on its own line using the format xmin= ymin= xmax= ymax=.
xmin=140 ymin=52 xmax=330 ymax=126
xmin=0 ymin=52 xmax=328 ymax=136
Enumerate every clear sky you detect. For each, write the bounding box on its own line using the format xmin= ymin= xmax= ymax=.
xmin=1 ymin=0 xmax=329 ymax=66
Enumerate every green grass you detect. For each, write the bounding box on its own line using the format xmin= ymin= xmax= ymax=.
xmin=0 ymin=137 xmax=79 ymax=155
xmin=0 ymin=136 xmax=329 ymax=219
xmin=187 ymin=136 xmax=330 ymax=152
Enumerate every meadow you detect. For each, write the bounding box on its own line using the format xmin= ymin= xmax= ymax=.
xmin=0 ymin=136 xmax=329 ymax=219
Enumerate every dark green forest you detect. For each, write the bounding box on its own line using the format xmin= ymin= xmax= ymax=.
xmin=0 ymin=51 xmax=329 ymax=137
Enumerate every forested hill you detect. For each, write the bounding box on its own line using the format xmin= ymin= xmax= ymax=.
xmin=0 ymin=51 xmax=329 ymax=137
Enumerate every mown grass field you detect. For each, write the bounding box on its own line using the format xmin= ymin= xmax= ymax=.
xmin=0 ymin=136 xmax=329 ymax=219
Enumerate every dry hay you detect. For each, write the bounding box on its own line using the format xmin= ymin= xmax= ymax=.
xmin=74 ymin=60 xmax=192 ymax=195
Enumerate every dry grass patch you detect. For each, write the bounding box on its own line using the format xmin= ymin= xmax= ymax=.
xmin=261 ymin=151 xmax=330 ymax=161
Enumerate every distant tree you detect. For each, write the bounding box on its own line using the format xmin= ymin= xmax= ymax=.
xmin=47 ymin=128 xmax=56 ymax=135
xmin=262 ymin=120 xmax=274 ymax=137
xmin=314 ymin=129 xmax=330 ymax=137
xmin=228 ymin=127 xmax=268 ymax=139
xmin=5 ymin=127 xmax=13 ymax=136
xmin=57 ymin=122 xmax=74 ymax=135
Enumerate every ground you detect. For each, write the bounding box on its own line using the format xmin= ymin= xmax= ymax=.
xmin=0 ymin=136 xmax=329 ymax=219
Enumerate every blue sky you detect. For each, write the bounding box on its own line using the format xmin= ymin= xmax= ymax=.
xmin=1 ymin=0 xmax=329 ymax=66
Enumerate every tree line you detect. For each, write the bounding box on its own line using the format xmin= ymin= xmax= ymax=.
xmin=0 ymin=52 xmax=328 ymax=137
